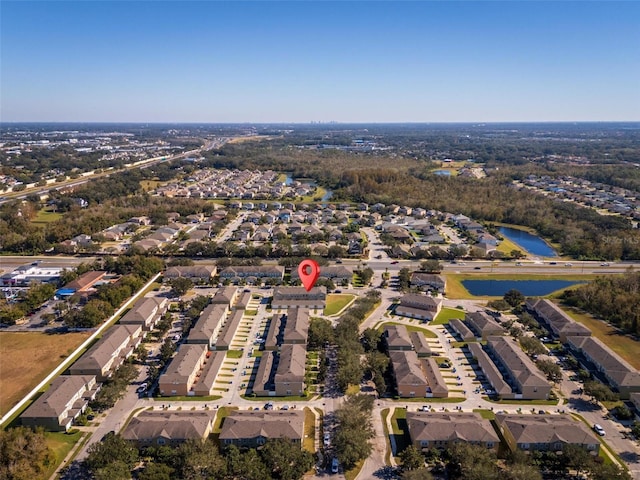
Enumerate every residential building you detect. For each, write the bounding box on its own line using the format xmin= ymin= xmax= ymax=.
xmin=192 ymin=352 xmax=226 ymax=396
xmin=119 ymin=296 xmax=167 ymax=331
xmin=122 ymin=410 xmax=215 ymax=448
xmin=410 ymin=331 xmax=432 ymax=357
xmin=291 ymin=265 xmax=353 ymax=284
xmin=211 ymin=287 xmax=238 ymax=307
xmin=158 ymin=344 xmax=208 ymax=396
xmin=219 ymin=266 xmax=285 ymax=283
xmin=64 ymin=270 xmax=107 ymax=293
xmin=496 ymin=414 xmax=600 ymax=453
xmin=282 ymin=307 xmax=310 ymax=345
xmin=272 ymin=286 xmax=327 ymax=310
xmin=69 ymin=324 xmax=142 ymax=381
xmin=526 ymin=299 xmax=591 ymax=342
xmin=274 ymin=344 xmax=306 ymax=396
xmin=21 ymin=375 xmax=98 ymax=431
xmin=410 ymin=273 xmax=446 ymax=293
xmin=407 ymin=412 xmax=499 ymax=451
xmin=164 ymin=265 xmax=217 ymax=281
xmin=395 ymin=294 xmax=443 ymax=322
xmin=465 ymin=311 xmax=505 ymax=340
xmin=219 ymin=410 xmax=305 ymax=448
xmin=384 ymin=324 xmax=413 ymax=351
xmin=389 ymin=350 xmax=448 ymax=398
xmin=214 ymin=310 xmax=244 ymax=350
xmin=449 ymin=318 xmax=475 ymax=342
xmin=566 ymin=335 xmax=640 ymax=399
xmin=186 ymin=304 xmax=227 ymax=349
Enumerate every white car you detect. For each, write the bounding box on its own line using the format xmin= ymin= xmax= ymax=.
xmin=136 ymin=383 xmax=148 ymax=393
xmin=323 ymin=433 xmax=331 ymax=447
xmin=593 ymin=424 xmax=606 ymax=436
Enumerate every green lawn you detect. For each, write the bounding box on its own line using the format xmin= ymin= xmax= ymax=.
xmin=473 ymin=409 xmax=496 ymax=420
xmin=324 ymin=294 xmax=356 ymax=316
xmin=303 ymin=407 xmax=316 ymax=453
xmin=32 ymin=209 xmax=63 ymax=227
xmin=226 ymin=350 xmax=243 ymax=358
xmin=432 ymin=307 xmax=465 ymax=325
xmin=43 ymin=430 xmax=83 ymax=479
xmin=376 ymin=321 xmax=437 ymax=338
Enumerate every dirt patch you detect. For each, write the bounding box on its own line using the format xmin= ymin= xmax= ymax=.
xmin=0 ymin=332 xmax=90 ymax=415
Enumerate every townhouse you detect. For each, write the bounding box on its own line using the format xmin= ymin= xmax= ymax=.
xmin=69 ymin=324 xmax=142 ymax=381
xmin=471 ymin=336 xmax=551 ymax=400
xmin=465 ymin=311 xmax=505 ymax=340
xmin=410 ymin=273 xmax=446 ymax=293
xmin=122 ymin=410 xmax=216 ymax=448
xmin=164 ymin=265 xmax=217 ymax=281
xmin=219 ymin=410 xmax=305 ymax=448
xmin=158 ymin=344 xmax=208 ymax=396
xmin=496 ymin=414 xmax=600 ymax=453
xmin=395 ymin=294 xmax=443 ymax=322
xmin=186 ymin=303 xmax=228 ymax=349
xmin=406 ymin=412 xmax=499 ymax=451
xmin=272 ymin=286 xmax=327 ymax=310
xmin=119 ymin=296 xmax=168 ymax=331
xmin=566 ymin=335 xmax=640 ymax=399
xmin=219 ymin=266 xmax=285 ymax=284
xmin=21 ymin=375 xmax=99 ymax=431
xmin=389 ymin=350 xmax=448 ymax=398
xmin=449 ymin=318 xmax=475 ymax=342
xmin=526 ymin=298 xmax=591 ymax=342
xmin=274 ymin=344 xmax=307 ymax=396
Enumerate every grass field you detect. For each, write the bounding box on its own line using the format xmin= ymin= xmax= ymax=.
xmin=376 ymin=321 xmax=437 ymax=338
xmin=303 ymin=407 xmax=316 ymax=452
xmin=140 ymin=180 xmax=160 ymax=191
xmin=31 ymin=209 xmax=63 ymax=227
xmin=444 ymin=273 xmax=596 ymax=300
xmin=226 ymin=350 xmax=243 ymax=359
xmin=324 ymin=294 xmax=356 ymax=316
xmin=43 ymin=430 xmax=84 ymax=479
xmin=0 ymin=332 xmax=90 ymax=415
xmin=432 ymin=307 xmax=465 ymax=325
xmin=561 ymin=303 xmax=640 ymax=370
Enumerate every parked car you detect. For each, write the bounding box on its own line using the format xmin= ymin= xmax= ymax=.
xmin=331 ymin=458 xmax=339 ymax=474
xmin=600 ymin=262 xmax=610 ymax=266
xmin=323 ymin=433 xmax=331 ymax=447
xmin=136 ymin=383 xmax=148 ymax=393
xmin=593 ymin=424 xmax=606 ymax=436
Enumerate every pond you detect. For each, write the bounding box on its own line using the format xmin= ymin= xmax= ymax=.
xmin=433 ymin=170 xmax=452 ymax=176
xmin=498 ymin=226 xmax=557 ymax=257
xmin=285 ymin=174 xmax=333 ymax=201
xmin=461 ymin=279 xmax=583 ymax=297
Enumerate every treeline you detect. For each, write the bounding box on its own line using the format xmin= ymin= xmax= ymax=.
xmin=0 ymin=427 xmax=54 ymax=480
xmin=562 ymin=271 xmax=640 ymax=336
xmin=83 ymin=433 xmax=313 ymax=480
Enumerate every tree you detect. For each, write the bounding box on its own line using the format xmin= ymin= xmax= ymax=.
xmin=504 ymin=289 xmax=525 ymax=307
xmin=308 ymin=317 xmax=334 ymax=349
xmin=400 ymin=445 xmax=425 ymax=471
xmin=175 ymin=439 xmax=227 ymax=480
xmin=84 ymin=434 xmax=138 ymax=472
xmin=0 ymin=427 xmax=53 ymax=480
xmin=224 ymin=445 xmax=270 ymax=480
xmin=361 ymin=328 xmax=381 ymax=352
xmin=444 ymin=442 xmax=499 ymax=480
xmin=503 ymin=463 xmax=542 ymax=480
xmin=420 ymin=260 xmax=442 ymax=273
xmin=93 ymin=461 xmax=132 ymax=480
xmin=170 ymin=277 xmax=193 ymax=296
xmin=519 ymin=336 xmax=546 ymax=356
xmin=583 ymin=380 xmax=619 ymax=403
xmin=535 ymin=359 xmax=562 ymax=382
xmin=401 ymin=467 xmax=433 ymax=480
xmin=260 ymin=438 xmax=314 ymax=480
xmin=138 ymin=462 xmax=173 ymax=480
xmin=159 ymin=337 xmax=176 ymax=363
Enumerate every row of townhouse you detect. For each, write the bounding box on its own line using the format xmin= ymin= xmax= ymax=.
xmin=21 ymin=295 xmax=167 ymax=431
xmin=219 ymin=266 xmax=285 ymax=283
xmin=159 ymin=287 xmax=240 ymax=396
xmin=164 ymin=265 xmax=217 ymax=281
xmin=253 ymin=308 xmax=310 ymax=397
xmin=449 ymin=311 xmax=505 ymax=341
xmin=407 ymin=412 xmax=600 ymax=454
xmin=271 ymin=286 xmax=327 ymax=310
xmin=469 ymin=336 xmax=551 ymax=400
xmin=384 ymin=324 xmax=432 ymax=357
xmin=527 ymin=299 xmax=640 ymax=398
xmin=395 ymin=293 xmax=443 ymax=322
xmin=409 ymin=273 xmax=446 ymax=293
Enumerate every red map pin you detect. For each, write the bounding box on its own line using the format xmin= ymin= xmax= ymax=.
xmin=298 ymin=259 xmax=320 ymax=292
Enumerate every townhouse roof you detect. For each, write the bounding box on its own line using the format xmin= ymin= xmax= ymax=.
xmin=275 ymin=344 xmax=306 ymax=383
xmin=399 ymin=294 xmax=442 ymax=310
xmin=466 ymin=311 xmax=505 ymax=336
xmin=219 ymin=266 xmax=285 ymax=278
xmin=496 ymin=414 xmax=600 ymax=446
xmin=218 ymin=410 xmax=305 ymax=442
xmin=527 ymin=299 xmax=591 ymax=337
xmin=410 ymin=331 xmax=432 ymax=356
xmin=187 ymin=304 xmax=227 ymax=344
xmin=120 ymin=297 xmax=164 ymax=324
xmin=407 ymin=412 xmax=499 ymax=444
xmin=215 ymin=310 xmax=244 ymax=349
xmin=283 ymin=307 xmax=309 ymax=343
xmin=384 ymin=324 xmax=413 ymax=350
xmin=567 ymin=336 xmax=640 ymax=388
xmin=122 ymin=410 xmax=214 ymax=443
xmin=410 ymin=273 xmax=446 ymax=288
xmin=390 ymin=350 xmax=427 ymax=386
xmin=72 ymin=324 xmax=141 ymax=372
xmin=22 ymin=375 xmax=95 ymax=419
xmin=65 ymin=271 xmax=106 ymax=292
xmin=468 ymin=342 xmax=513 ymax=396
xmin=211 ymin=287 xmax=238 ymax=305
xmin=165 ymin=265 xmax=217 ymax=278
xmin=449 ymin=318 xmax=475 ymax=340
xmin=159 ymin=344 xmax=206 ymax=385
xmin=488 ymin=336 xmax=549 ymax=389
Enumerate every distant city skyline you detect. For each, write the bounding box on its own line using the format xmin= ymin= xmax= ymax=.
xmin=1 ymin=1 xmax=639 ymax=123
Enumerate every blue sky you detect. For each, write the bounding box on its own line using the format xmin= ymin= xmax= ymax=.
xmin=1 ymin=1 xmax=639 ymax=122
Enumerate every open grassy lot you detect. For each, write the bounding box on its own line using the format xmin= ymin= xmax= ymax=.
xmin=324 ymin=294 xmax=356 ymax=316
xmin=376 ymin=321 xmax=437 ymax=338
xmin=562 ymin=303 xmax=640 ymax=370
xmin=432 ymin=307 xmax=465 ymax=325
xmin=31 ymin=208 xmax=63 ymax=227
xmin=0 ymin=332 xmax=90 ymax=415
xmin=303 ymin=407 xmax=316 ymax=452
xmin=444 ymin=273 xmax=597 ymax=300
xmin=43 ymin=430 xmax=84 ymax=479
xmin=140 ymin=179 xmax=161 ymax=190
